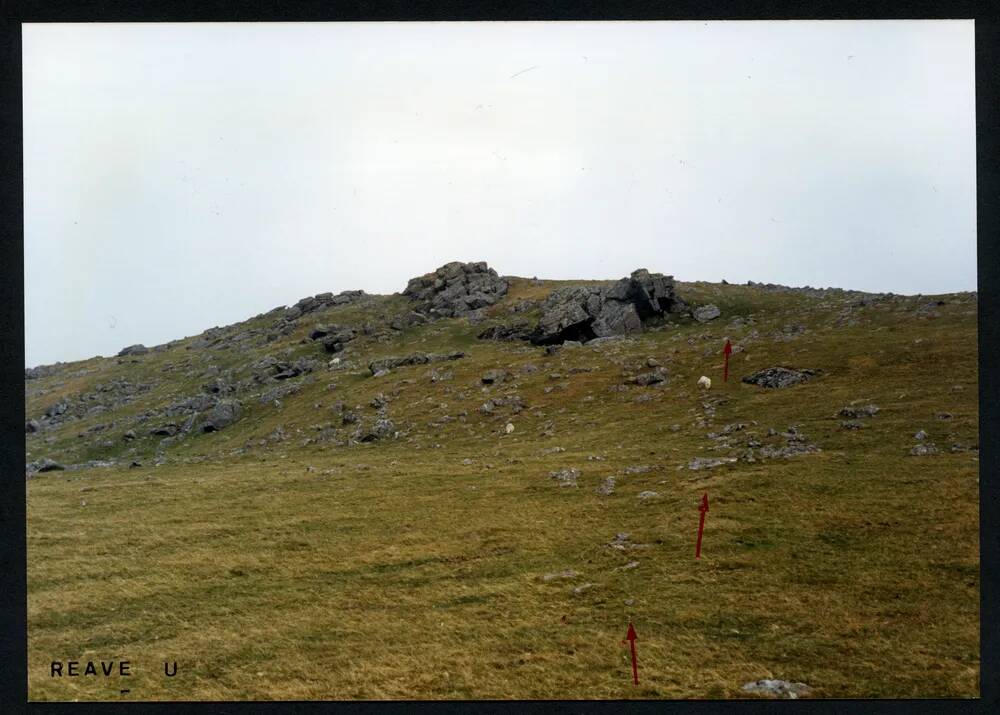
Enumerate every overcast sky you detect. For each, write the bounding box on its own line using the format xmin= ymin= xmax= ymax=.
xmin=23 ymin=20 xmax=975 ymax=367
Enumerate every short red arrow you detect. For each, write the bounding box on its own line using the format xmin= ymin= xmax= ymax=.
xmin=696 ymin=492 xmax=709 ymax=559
xmin=623 ymin=622 xmax=639 ymax=685
xmin=723 ymin=340 xmax=732 ymax=382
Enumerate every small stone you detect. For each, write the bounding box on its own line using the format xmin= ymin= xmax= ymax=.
xmin=570 ymin=583 xmax=595 ymax=596
xmin=541 ymin=570 xmax=579 ymax=582
xmin=595 ymin=476 xmax=616 ymax=496
xmin=741 ymin=679 xmax=812 ymax=699
xmin=637 ymin=490 xmax=660 ymax=500
xmin=915 ymin=430 xmax=928 ymax=441
xmin=505 ymin=422 xmax=515 ymax=434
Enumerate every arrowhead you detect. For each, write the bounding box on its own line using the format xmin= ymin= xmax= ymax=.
xmin=626 ymin=623 xmax=637 ymax=641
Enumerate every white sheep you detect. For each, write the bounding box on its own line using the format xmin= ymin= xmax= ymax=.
xmin=697 ymin=375 xmax=712 ymax=390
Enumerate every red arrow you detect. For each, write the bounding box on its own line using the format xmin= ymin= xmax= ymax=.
xmin=723 ymin=339 xmax=732 ymax=382
xmin=696 ymin=492 xmax=709 ymax=559
xmin=622 ymin=622 xmax=639 ymax=685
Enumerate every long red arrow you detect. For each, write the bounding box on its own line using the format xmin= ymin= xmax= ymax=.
xmin=696 ymin=492 xmax=709 ymax=559
xmin=723 ymin=339 xmax=732 ymax=382
xmin=622 ymin=622 xmax=638 ymax=685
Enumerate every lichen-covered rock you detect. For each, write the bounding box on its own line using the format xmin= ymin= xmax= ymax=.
xmin=692 ymin=304 xmax=721 ymax=322
xmin=201 ymin=400 xmax=242 ymax=432
xmin=742 ymin=367 xmax=818 ymax=389
xmin=403 ymin=261 xmax=508 ymax=317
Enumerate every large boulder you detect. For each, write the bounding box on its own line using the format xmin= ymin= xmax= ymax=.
xmin=529 ymin=269 xmax=687 ymax=345
xmin=117 ymin=344 xmax=149 ymax=356
xmin=403 ymin=262 xmax=508 ymax=318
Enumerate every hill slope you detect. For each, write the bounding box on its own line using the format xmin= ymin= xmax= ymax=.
xmin=25 ymin=264 xmax=979 ymax=700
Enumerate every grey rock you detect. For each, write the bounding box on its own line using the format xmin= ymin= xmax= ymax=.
xmin=692 ymin=304 xmax=721 ymax=322
xmin=541 ymin=570 xmax=579 ymax=582
xmin=529 ymin=269 xmax=686 ymax=345
xmin=201 ymin=400 xmax=242 ymax=432
xmin=742 ymin=366 xmax=817 ymax=389
xmin=570 ymin=583 xmax=595 ymax=596
xmin=481 ymin=369 xmax=508 ymax=385
xmin=477 ymin=322 xmax=533 ymax=341
xmin=33 ymin=458 xmax=66 ymax=473
xmin=369 ymin=351 xmax=465 ymax=375
xmin=841 ymin=420 xmax=864 ymax=430
xmin=356 ymin=416 xmax=396 ymax=442
xmin=403 ymin=261 xmax=508 ymax=317
xmin=840 ymin=404 xmax=880 ymax=419
xmin=123 ymin=429 xmax=136 ymax=440
xmin=909 ymin=443 xmax=939 ymax=456
xmin=623 ymin=465 xmax=652 ymax=474
xmin=150 ymin=423 xmax=180 ymax=437
xmin=632 ymin=369 xmax=667 ymax=386
xmin=45 ymin=401 xmax=68 ymax=418
xmin=637 ymin=490 xmax=660 ymax=500
xmin=25 ymin=419 xmax=40 ymax=434
xmin=595 ymin=476 xmax=616 ymax=495
xmin=117 ymin=344 xmax=148 ymax=356
xmin=915 ymin=430 xmax=928 ymax=441
xmin=549 ymin=468 xmax=580 ymax=487
xmin=760 ymin=443 xmax=819 ymax=459
xmin=688 ymin=457 xmax=737 ymax=470
xmin=741 ymin=679 xmax=812 ymax=699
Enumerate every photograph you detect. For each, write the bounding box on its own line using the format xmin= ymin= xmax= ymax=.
xmin=21 ymin=19 xmax=978 ymax=700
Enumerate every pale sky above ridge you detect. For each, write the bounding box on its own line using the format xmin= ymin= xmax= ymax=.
xmin=23 ymin=20 xmax=976 ymax=367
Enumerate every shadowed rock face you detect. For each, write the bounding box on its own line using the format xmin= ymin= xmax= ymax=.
xmin=403 ymin=261 xmax=509 ymax=318
xmin=529 ymin=269 xmax=687 ymax=345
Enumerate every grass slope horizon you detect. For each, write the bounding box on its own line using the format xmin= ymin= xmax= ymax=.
xmin=25 ymin=263 xmax=979 ymax=700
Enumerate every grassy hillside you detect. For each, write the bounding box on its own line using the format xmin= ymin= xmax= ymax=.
xmin=25 ymin=274 xmax=979 ymax=700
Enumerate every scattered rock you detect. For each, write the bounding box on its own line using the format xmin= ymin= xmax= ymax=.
xmin=742 ymin=367 xmax=817 ymax=389
xmin=839 ymin=404 xmax=880 ymax=418
xmin=936 ymin=412 xmax=953 ymax=420
xmin=631 ymin=369 xmax=668 ymax=386
xmin=915 ymin=430 xmax=928 ymax=441
xmin=697 ymin=376 xmax=712 ymax=390
xmin=840 ymin=420 xmax=864 ymax=430
xmin=541 ymin=570 xmax=579 ymax=582
xmin=637 ymin=490 xmax=659 ymax=500
xmin=25 ymin=419 xmax=40 ymax=433
xmin=33 ymin=458 xmax=65 ymax=473
xmin=505 ymin=422 xmax=515 ymax=434
xmin=369 ymin=351 xmax=465 ymax=375
xmin=549 ymin=468 xmax=580 ymax=488
xmin=909 ymin=443 xmax=939 ymax=456
xmin=477 ymin=322 xmax=533 ymax=342
xmin=687 ymin=457 xmax=737 ymax=470
xmin=570 ymin=583 xmax=595 ymax=596
xmin=595 ymin=476 xmax=616 ymax=495
xmin=623 ymin=465 xmax=652 ymax=474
